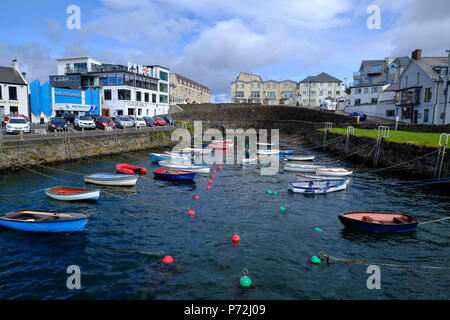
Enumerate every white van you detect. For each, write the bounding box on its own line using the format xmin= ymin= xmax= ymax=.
xmin=320 ymin=99 xmax=337 ymax=112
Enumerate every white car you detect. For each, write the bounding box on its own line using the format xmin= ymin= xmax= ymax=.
xmin=134 ymin=117 xmax=147 ymax=128
xmin=320 ymin=99 xmax=337 ymax=112
xmin=74 ymin=115 xmax=96 ymax=130
xmin=5 ymin=117 xmax=30 ymax=134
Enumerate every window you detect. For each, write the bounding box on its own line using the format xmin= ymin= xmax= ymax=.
xmin=136 ymin=91 xmax=141 ymax=101
xmin=152 ymin=94 xmax=157 ymax=103
xmin=320 ymin=91 xmax=324 ymax=96
xmin=354 ymin=99 xmax=361 ymax=105
xmin=10 ymin=106 xmax=18 ymax=113
xmin=364 ymin=88 xmax=369 ymax=93
xmin=303 ymin=91 xmax=307 ymax=95
xmin=405 ymin=75 xmax=408 ymax=87
xmin=117 ymin=74 xmax=124 ymax=85
xmin=8 ymin=87 xmax=17 ymax=100
xmin=424 ymin=109 xmax=429 ymax=122
xmin=104 ymin=89 xmax=112 ymax=100
xmin=241 ymin=84 xmax=244 ymax=88
xmin=266 ymin=91 xmax=276 ymax=98
xmin=336 ymin=91 xmax=340 ymax=95
xmin=371 ymin=98 xmax=378 ymax=104
xmin=235 ymin=91 xmax=244 ymax=98
xmin=311 ymin=91 xmax=316 ymax=95
xmin=372 ymin=87 xmax=379 ymax=93
xmin=118 ymin=89 xmax=131 ymax=100
xmin=417 ymin=72 xmax=420 ymax=85
xmin=108 ymin=75 xmax=116 ymax=85
xmin=117 ymin=110 xmax=123 ymax=116
xmin=386 ymin=110 xmax=395 ymax=117
xmin=159 ymin=83 xmax=168 ymax=93
xmin=145 ymin=92 xmax=149 ymax=102
xmin=355 ymin=88 xmax=362 ymax=94
xmin=328 ymin=91 xmax=332 ymax=95
xmin=159 ymin=71 xmax=168 ymax=81
xmin=160 ymin=95 xmax=168 ymax=103
xmin=0 ymin=86 xmax=2 ymax=99
xmin=424 ymin=88 xmax=432 ymax=102
xmin=250 ymin=91 xmax=260 ymax=98
xmin=266 ymin=84 xmax=270 ymax=88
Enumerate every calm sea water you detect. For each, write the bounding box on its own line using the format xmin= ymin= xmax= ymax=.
xmin=0 ymin=143 xmax=449 ymax=300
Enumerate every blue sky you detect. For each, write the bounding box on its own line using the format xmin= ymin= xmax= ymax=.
xmin=0 ymin=0 xmax=449 ymax=101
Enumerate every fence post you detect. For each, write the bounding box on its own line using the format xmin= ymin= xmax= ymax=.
xmin=435 ymin=133 xmax=449 ymax=179
xmin=323 ymin=122 xmax=333 ymax=151
xmin=373 ymin=126 xmax=390 ymax=167
xmin=346 ymin=126 xmax=354 ymax=152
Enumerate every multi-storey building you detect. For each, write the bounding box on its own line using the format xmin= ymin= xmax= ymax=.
xmin=0 ymin=59 xmax=29 ymax=121
xmin=230 ymin=72 xmax=297 ymax=105
xmin=50 ymin=57 xmax=170 ymax=117
xmin=297 ymin=73 xmax=344 ymax=107
xmin=169 ymin=73 xmax=210 ymax=104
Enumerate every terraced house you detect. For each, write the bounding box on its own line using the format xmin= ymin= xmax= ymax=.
xmin=169 ymin=73 xmax=210 ymax=104
xmin=297 ymin=72 xmax=344 ymax=107
xmin=230 ymin=72 xmax=297 ymax=105
xmin=0 ymin=59 xmax=29 ymax=121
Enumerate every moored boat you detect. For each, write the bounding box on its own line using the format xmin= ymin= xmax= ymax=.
xmin=45 ymin=186 xmax=100 ymax=201
xmin=288 ymin=178 xmax=349 ymax=194
xmin=0 ymin=209 xmax=90 ymax=233
xmin=338 ymin=212 xmax=419 ymax=232
xmin=279 ymin=150 xmax=294 ymax=155
xmin=284 ymin=164 xmax=324 ymax=173
xmin=153 ymin=169 xmax=196 ymax=181
xmin=84 ymin=173 xmax=138 ymax=186
xmin=151 ymin=153 xmax=191 ymax=163
xmin=296 ymin=174 xmax=341 ymax=181
xmin=316 ymin=167 xmax=353 ymax=177
xmin=181 ymin=147 xmax=213 ymax=154
xmin=116 ymin=163 xmax=147 ymax=175
xmin=257 ymin=149 xmax=280 ymax=155
xmin=285 ymin=155 xmax=315 ymax=161
xmin=158 ymin=161 xmax=211 ymax=174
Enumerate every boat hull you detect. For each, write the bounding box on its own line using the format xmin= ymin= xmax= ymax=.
xmin=153 ymin=169 xmax=196 ymax=180
xmin=0 ymin=219 xmax=89 ymax=232
xmin=289 ymin=179 xmax=349 ymax=194
xmin=285 ymin=155 xmax=315 ymax=161
xmin=45 ymin=187 xmax=100 ymax=201
xmin=316 ymin=168 xmax=353 ymax=176
xmin=158 ymin=161 xmax=210 ymax=174
xmin=151 ymin=153 xmax=190 ymax=163
xmin=84 ymin=174 xmax=138 ymax=186
xmin=284 ymin=165 xmax=323 ymax=173
xmin=338 ymin=212 xmax=418 ymax=232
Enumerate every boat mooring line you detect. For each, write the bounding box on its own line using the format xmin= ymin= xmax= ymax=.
xmin=418 ymin=216 xmax=450 ymax=225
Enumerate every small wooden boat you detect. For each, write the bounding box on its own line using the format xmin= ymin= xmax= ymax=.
xmin=279 ymin=150 xmax=294 ymax=155
xmin=0 ymin=209 xmax=90 ymax=233
xmin=151 ymin=153 xmax=190 ymax=163
xmin=289 ymin=178 xmax=349 ymax=194
xmin=116 ymin=163 xmax=147 ymax=175
xmin=338 ymin=212 xmax=419 ymax=232
xmin=181 ymin=147 xmax=213 ymax=154
xmin=257 ymin=149 xmax=280 ymax=155
xmin=45 ymin=186 xmax=100 ymax=201
xmin=158 ymin=161 xmax=210 ymax=174
xmin=84 ymin=173 xmax=138 ymax=186
xmin=285 ymin=155 xmax=315 ymax=161
xmin=296 ymin=174 xmax=341 ymax=181
xmin=153 ymin=169 xmax=196 ymax=181
xmin=316 ymin=167 xmax=353 ymax=177
xmin=284 ymin=164 xmax=324 ymax=173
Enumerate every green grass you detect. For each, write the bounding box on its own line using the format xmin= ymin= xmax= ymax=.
xmin=323 ymin=128 xmax=442 ymax=148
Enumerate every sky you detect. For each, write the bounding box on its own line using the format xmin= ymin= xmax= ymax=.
xmin=0 ymin=0 xmax=449 ymax=102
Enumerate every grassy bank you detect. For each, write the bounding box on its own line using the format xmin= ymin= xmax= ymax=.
xmin=323 ymin=128 xmax=442 ymax=148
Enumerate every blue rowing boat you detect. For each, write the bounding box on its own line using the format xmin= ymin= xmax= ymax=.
xmin=338 ymin=212 xmax=419 ymax=232
xmin=153 ymin=169 xmax=196 ymax=181
xmin=0 ymin=209 xmax=90 ymax=233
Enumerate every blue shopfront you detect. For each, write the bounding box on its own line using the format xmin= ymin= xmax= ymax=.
xmin=29 ymin=80 xmax=101 ymax=123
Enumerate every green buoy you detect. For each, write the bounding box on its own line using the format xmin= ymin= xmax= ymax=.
xmin=310 ymin=256 xmax=322 ymax=264
xmin=240 ymin=269 xmax=252 ymax=288
xmin=314 ymin=227 xmax=323 ymax=232
xmin=279 ymin=206 xmax=286 ymax=211
xmin=266 ymin=190 xmax=272 ymax=194
xmin=273 ymin=191 xmax=278 ymax=195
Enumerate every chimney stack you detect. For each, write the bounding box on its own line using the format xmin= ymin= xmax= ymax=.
xmin=11 ymin=59 xmax=19 ymax=72
xmin=412 ymin=49 xmax=422 ymax=61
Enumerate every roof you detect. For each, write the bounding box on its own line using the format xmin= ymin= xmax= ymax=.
xmin=0 ymin=67 xmax=27 ymax=85
xmin=384 ymin=83 xmax=400 ymax=92
xmin=392 ymin=56 xmax=410 ymax=67
xmin=299 ymin=72 xmax=342 ymax=83
xmin=173 ymin=73 xmax=210 ymax=91
xmin=413 ymin=57 xmax=448 ymax=81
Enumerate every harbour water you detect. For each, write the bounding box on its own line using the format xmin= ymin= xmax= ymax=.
xmin=0 ymin=143 xmax=449 ymax=299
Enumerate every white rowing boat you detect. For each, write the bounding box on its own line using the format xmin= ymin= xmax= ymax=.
xmin=315 ymin=167 xmax=353 ymax=177
xmin=181 ymin=147 xmax=213 ymax=154
xmin=284 ymin=164 xmax=324 ymax=173
xmin=257 ymin=149 xmax=279 ymax=155
xmin=296 ymin=174 xmax=341 ymax=181
xmin=242 ymin=157 xmax=258 ymax=163
xmin=284 ymin=155 xmax=315 ymax=161
xmin=158 ymin=161 xmax=211 ymax=174
xmin=84 ymin=173 xmax=139 ymax=186
xmin=289 ymin=178 xmax=350 ymax=194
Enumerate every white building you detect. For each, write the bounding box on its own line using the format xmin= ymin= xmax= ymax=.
xmin=50 ymin=57 xmax=170 ymax=117
xmin=0 ymin=59 xmax=29 ymax=121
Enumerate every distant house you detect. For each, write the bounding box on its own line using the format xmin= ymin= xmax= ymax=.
xmin=169 ymin=73 xmax=210 ymax=104
xmin=395 ymin=49 xmax=450 ymax=124
xmin=0 ymin=59 xmax=29 ymax=121
xmin=297 ymin=72 xmax=344 ymax=107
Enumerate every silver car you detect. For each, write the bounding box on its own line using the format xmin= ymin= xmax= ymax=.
xmin=114 ymin=116 xmax=133 ymax=129
xmin=74 ymin=115 xmax=96 ymax=130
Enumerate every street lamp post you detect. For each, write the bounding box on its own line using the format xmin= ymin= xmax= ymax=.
xmin=131 ymin=66 xmax=137 ymax=130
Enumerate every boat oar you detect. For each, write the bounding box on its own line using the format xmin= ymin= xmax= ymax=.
xmin=20 ymin=211 xmax=73 ymax=219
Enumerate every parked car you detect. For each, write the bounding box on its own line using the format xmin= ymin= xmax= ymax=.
xmin=114 ymin=116 xmax=134 ymax=129
xmin=5 ymin=117 xmax=30 ymax=134
xmin=134 ymin=117 xmax=147 ymax=128
xmin=95 ymin=116 xmax=116 ymax=129
xmin=58 ymin=113 xmax=77 ymax=124
xmin=48 ymin=117 xmax=68 ymax=132
xmin=350 ymin=112 xmax=367 ymax=121
xmin=74 ymin=115 xmax=96 ymax=130
xmin=3 ymin=114 xmax=29 ymax=126
xmin=162 ymin=116 xmax=176 ymax=125
xmin=143 ymin=117 xmax=156 ymax=127
xmin=154 ymin=117 xmax=167 ymax=126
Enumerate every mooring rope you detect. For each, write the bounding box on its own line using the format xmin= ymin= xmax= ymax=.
xmin=418 ymin=216 xmax=450 ymax=225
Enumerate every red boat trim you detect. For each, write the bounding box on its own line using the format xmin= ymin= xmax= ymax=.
xmin=47 ymin=187 xmax=95 ymax=195
xmin=339 ymin=212 xmax=418 ymax=225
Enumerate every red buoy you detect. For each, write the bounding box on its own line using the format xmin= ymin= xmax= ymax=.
xmin=193 ymin=195 xmax=200 ymax=199
xmin=162 ymin=256 xmax=174 ymax=264
xmin=206 ymin=185 xmax=212 ymax=190
xmin=218 ymin=165 xmax=223 ymax=171
xmin=188 ymin=210 xmax=195 ymax=215
xmin=231 ymin=234 xmax=241 ymax=243
xmin=211 ymin=175 xmax=216 ymax=179
xmin=208 ymin=179 xmax=213 ymax=184
xmin=212 ymin=169 xmax=217 ymax=173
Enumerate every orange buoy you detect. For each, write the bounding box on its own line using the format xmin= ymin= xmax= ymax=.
xmin=188 ymin=210 xmax=195 ymax=215
xmin=162 ymin=256 xmax=174 ymax=264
